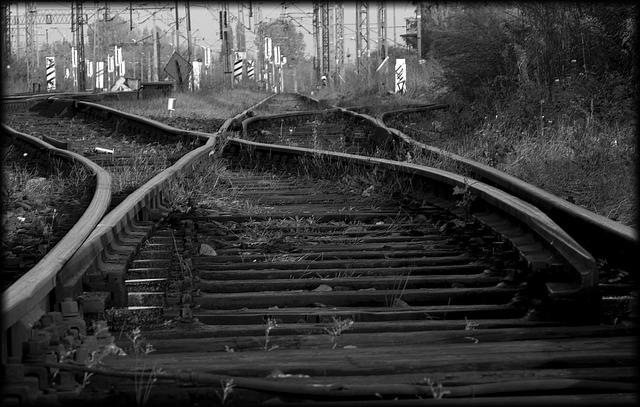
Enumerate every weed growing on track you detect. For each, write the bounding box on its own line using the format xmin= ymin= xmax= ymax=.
xmin=452 ymin=178 xmax=478 ymax=221
xmin=384 ymin=272 xmax=412 ymax=308
xmin=2 ymin=146 xmax=94 ymax=286
xmin=263 ymin=317 xmax=279 ymax=352
xmin=110 ymin=142 xmax=194 ymax=196
xmin=162 ymin=158 xmax=229 ymax=212
xmin=49 ymin=320 xmax=126 ymax=392
xmin=127 ymin=327 xmax=163 ymax=407
xmin=422 ymin=377 xmax=451 ymax=399
xmin=323 ymin=317 xmax=355 ymax=349
xmin=217 ymin=378 xmax=235 ymax=405
xmin=464 ymin=317 xmax=480 ymax=344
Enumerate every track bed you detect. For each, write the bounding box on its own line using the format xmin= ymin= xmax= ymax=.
xmin=75 ymin=155 xmax=635 ymax=406
xmin=6 ymin=109 xmax=201 ymax=210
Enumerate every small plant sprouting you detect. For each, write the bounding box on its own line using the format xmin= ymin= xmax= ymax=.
xmin=464 ymin=317 xmax=479 ymax=331
xmin=323 ymin=316 xmax=354 ymax=349
xmin=127 ymin=327 xmax=163 ymax=407
xmin=423 ymin=377 xmax=451 ymax=399
xmin=80 ymin=321 xmax=127 ymax=387
xmin=217 ymin=378 xmax=235 ymax=405
xmin=452 ymin=178 xmax=477 ymax=220
xmin=464 ymin=317 xmax=480 ymax=343
xmin=42 ymin=208 xmax=57 ymax=251
xmin=264 ymin=317 xmax=279 ymax=351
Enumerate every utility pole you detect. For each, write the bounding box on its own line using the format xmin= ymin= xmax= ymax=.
xmin=75 ymin=1 xmax=85 ymax=91
xmin=236 ymin=3 xmax=245 ymax=52
xmin=335 ymin=3 xmax=344 ymax=80
xmin=1 ymin=3 xmax=10 ymax=70
xmin=377 ymin=2 xmax=386 ymax=60
xmin=320 ymin=2 xmax=329 ymax=79
xmin=15 ymin=4 xmax=21 ymax=61
xmin=174 ymin=0 xmax=179 ymax=52
xmin=257 ymin=20 xmax=264 ymax=88
xmin=416 ymin=5 xmax=422 ymax=60
xmin=355 ymin=1 xmax=369 ymax=74
xmin=185 ymin=0 xmax=192 ymax=90
xmin=92 ymin=8 xmax=97 ymax=91
xmin=393 ymin=2 xmax=396 ymax=46
xmin=25 ymin=2 xmax=35 ymax=90
xmin=312 ymin=2 xmax=320 ymax=83
xmin=152 ymin=11 xmax=159 ymax=81
xmin=220 ymin=2 xmax=231 ymax=88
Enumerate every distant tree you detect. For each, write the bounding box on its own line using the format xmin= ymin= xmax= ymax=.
xmin=426 ymin=5 xmax=513 ymax=96
xmin=254 ymin=18 xmax=306 ymax=67
xmin=419 ymin=2 xmax=636 ymax=101
xmin=87 ymin=15 xmax=140 ymax=56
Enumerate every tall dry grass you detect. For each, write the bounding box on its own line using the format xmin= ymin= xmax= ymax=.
xmin=406 ymin=108 xmax=636 ymax=227
xmin=101 ymin=88 xmax=269 ymax=121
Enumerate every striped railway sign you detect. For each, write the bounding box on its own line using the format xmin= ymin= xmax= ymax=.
xmin=233 ymin=58 xmax=243 ymax=82
xmin=247 ymin=60 xmax=255 ymax=80
xmin=46 ymin=57 xmax=56 ymax=91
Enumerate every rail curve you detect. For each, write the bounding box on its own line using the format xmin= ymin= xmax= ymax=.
xmin=375 ymin=105 xmax=637 ymax=272
xmin=1 ymin=91 xmax=633 ymax=405
xmin=224 ymin=138 xmax=599 ymax=295
xmin=1 ymin=93 xmax=274 ymax=364
xmin=1 ymin=124 xmax=111 ymax=331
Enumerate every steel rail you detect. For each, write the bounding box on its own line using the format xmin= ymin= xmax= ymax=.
xmin=53 ymin=93 xmax=275 ymax=295
xmin=1 ymin=93 xmax=274 ymax=359
xmin=36 ymin=361 xmax=636 ymax=400
xmin=372 ymin=105 xmax=636 ymax=271
xmin=1 ymin=124 xmax=112 ymax=331
xmin=224 ymin=137 xmax=599 ymax=292
xmin=286 ymin=95 xmax=634 ymax=272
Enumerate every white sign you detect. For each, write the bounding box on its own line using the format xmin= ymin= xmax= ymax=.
xmin=274 ymin=46 xmax=281 ymax=66
xmin=395 ymin=58 xmax=406 ymax=94
xmin=108 ymin=55 xmax=114 ymax=73
xmin=265 ymin=37 xmax=272 ymax=59
xmin=192 ymin=61 xmax=202 ymax=90
xmin=115 ymin=46 xmax=122 ymax=66
xmin=204 ymin=47 xmax=212 ymax=67
xmin=86 ymin=59 xmax=93 ymax=77
xmin=96 ymin=61 xmax=104 ymax=89
xmin=71 ymin=47 xmax=77 ymax=68
xmin=120 ymin=60 xmax=125 ymax=76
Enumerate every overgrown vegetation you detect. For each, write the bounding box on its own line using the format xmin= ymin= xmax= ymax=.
xmin=337 ymin=4 xmax=636 ymax=226
xmin=1 ymin=145 xmax=94 ymax=290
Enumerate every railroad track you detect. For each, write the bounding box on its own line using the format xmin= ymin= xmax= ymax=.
xmin=5 ymin=98 xmax=208 ymax=211
xmin=1 ymin=92 xmax=635 ymax=406
xmin=1 ymin=138 xmax=94 ymax=291
xmin=1 ymin=122 xmax=110 ymax=346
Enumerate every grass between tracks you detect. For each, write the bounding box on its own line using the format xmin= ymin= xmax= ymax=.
xmin=100 ymin=88 xmax=269 ymax=132
xmin=1 ymin=145 xmax=94 ymax=290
